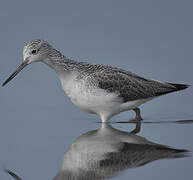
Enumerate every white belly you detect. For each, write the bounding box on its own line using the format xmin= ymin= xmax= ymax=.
xmin=59 ymin=74 xmax=151 ymax=122
xmin=62 ymin=79 xmax=121 ymax=114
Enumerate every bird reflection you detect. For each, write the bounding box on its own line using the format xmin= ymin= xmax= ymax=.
xmin=54 ymin=122 xmax=189 ymax=180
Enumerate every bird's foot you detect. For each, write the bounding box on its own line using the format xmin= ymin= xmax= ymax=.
xmin=133 ymin=108 xmax=143 ymax=121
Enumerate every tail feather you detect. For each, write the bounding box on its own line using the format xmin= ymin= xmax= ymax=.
xmin=169 ymin=83 xmax=190 ymax=91
xmin=156 ymin=82 xmax=190 ymax=96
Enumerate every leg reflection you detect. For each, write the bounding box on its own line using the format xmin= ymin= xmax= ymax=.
xmin=130 ymin=120 xmax=141 ymax=134
xmin=133 ymin=108 xmax=143 ymax=120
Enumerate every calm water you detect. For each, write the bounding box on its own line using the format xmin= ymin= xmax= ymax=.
xmin=1 ymin=0 xmax=193 ymax=179
xmin=2 ymin=118 xmax=193 ymax=180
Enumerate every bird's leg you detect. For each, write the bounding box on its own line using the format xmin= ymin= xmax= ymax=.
xmin=130 ymin=120 xmax=141 ymax=134
xmin=133 ymin=108 xmax=143 ymax=121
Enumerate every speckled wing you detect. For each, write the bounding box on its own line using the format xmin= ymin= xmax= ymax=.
xmin=89 ymin=69 xmax=177 ymax=102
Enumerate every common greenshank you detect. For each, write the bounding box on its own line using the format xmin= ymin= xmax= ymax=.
xmin=2 ymin=39 xmax=189 ymax=122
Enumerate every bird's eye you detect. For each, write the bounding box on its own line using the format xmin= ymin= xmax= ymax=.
xmin=31 ymin=50 xmax=37 ymax=54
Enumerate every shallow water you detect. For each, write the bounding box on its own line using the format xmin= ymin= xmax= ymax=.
xmin=1 ymin=0 xmax=193 ymax=179
xmin=2 ymin=118 xmax=193 ymax=180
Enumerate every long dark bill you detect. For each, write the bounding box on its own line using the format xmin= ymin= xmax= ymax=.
xmin=2 ymin=61 xmax=29 ymax=87
xmin=4 ymin=169 xmax=22 ymax=180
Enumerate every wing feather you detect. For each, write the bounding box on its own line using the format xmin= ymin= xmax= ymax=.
xmin=88 ymin=68 xmax=176 ymax=102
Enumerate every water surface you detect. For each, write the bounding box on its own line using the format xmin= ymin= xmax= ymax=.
xmin=3 ymin=119 xmax=193 ymax=180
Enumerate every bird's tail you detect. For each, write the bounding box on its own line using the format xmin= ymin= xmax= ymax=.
xmin=155 ymin=82 xmax=190 ymax=96
xmin=168 ymin=83 xmax=190 ymax=91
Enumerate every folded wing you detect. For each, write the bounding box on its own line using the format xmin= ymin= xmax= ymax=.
xmin=89 ymin=68 xmax=188 ymax=102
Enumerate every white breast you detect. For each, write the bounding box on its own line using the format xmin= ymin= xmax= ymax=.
xmin=59 ymin=73 xmax=123 ymax=116
xmin=59 ymin=72 xmax=151 ymax=122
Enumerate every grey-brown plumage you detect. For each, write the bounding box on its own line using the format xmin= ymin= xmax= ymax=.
xmin=2 ymin=39 xmax=190 ymax=121
xmin=54 ymin=60 xmax=189 ymax=103
xmin=75 ymin=64 xmax=189 ymax=102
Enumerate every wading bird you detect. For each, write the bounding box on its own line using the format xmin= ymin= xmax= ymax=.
xmin=2 ymin=40 xmax=189 ymax=122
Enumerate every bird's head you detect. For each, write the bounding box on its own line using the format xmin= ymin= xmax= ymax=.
xmin=2 ymin=39 xmax=52 ymax=86
xmin=23 ymin=39 xmax=51 ymax=62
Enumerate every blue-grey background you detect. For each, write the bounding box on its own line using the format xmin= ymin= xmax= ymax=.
xmin=0 ymin=0 xmax=192 ymax=179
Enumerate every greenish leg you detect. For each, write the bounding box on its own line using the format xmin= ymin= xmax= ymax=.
xmin=133 ymin=108 xmax=143 ymax=120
